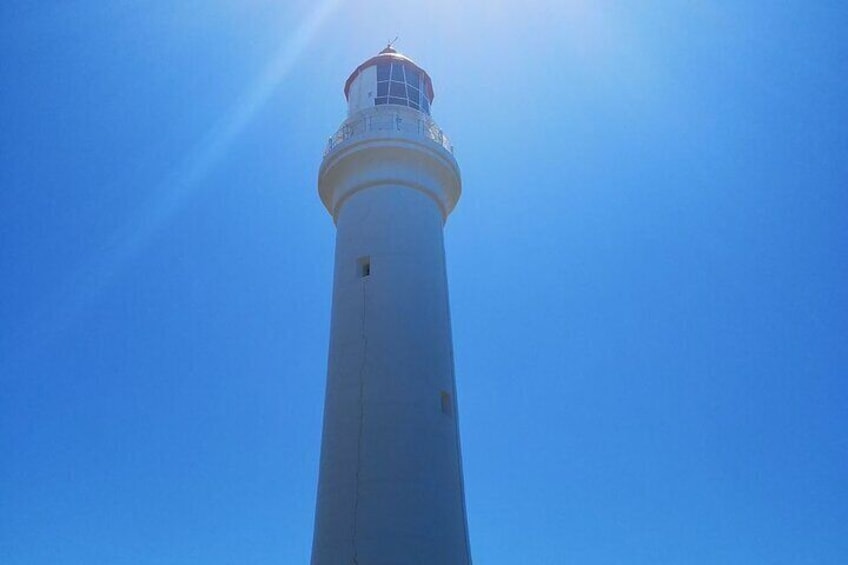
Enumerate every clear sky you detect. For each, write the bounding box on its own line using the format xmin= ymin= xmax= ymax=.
xmin=1 ymin=1 xmax=846 ymax=563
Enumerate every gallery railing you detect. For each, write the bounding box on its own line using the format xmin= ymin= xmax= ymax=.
xmin=325 ymin=109 xmax=454 ymax=156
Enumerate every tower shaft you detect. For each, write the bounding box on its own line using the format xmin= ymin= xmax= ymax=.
xmin=313 ymin=49 xmax=469 ymax=564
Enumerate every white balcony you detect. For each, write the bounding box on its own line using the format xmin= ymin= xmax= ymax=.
xmin=325 ymin=106 xmax=454 ymax=157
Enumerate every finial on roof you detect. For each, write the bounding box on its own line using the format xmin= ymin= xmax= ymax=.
xmin=380 ymin=36 xmax=399 ymax=54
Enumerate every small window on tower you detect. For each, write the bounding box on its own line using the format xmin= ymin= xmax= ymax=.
xmin=440 ymin=391 xmax=452 ymax=416
xmin=357 ymin=256 xmax=371 ymax=278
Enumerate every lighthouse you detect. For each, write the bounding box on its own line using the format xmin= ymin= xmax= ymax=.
xmin=312 ymin=46 xmax=471 ymax=564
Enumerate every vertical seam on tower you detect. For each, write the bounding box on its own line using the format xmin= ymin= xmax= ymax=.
xmin=352 ymin=277 xmax=368 ymax=565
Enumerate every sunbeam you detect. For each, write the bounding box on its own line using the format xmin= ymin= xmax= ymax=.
xmin=14 ymin=0 xmax=342 ymax=360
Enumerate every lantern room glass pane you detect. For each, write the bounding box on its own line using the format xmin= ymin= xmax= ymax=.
xmin=405 ymin=68 xmax=420 ymax=86
xmin=370 ymin=62 xmax=431 ymax=115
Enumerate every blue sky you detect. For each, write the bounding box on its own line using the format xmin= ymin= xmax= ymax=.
xmin=1 ymin=1 xmax=846 ymax=563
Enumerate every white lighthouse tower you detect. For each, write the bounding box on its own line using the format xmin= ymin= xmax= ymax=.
xmin=312 ymin=46 xmax=471 ymax=564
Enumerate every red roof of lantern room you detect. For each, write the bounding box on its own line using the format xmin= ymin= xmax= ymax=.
xmin=343 ymin=46 xmax=435 ymax=102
